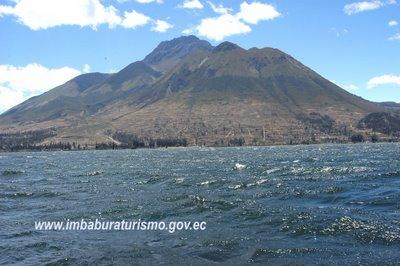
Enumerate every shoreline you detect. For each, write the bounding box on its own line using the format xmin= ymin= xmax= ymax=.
xmin=1 ymin=140 xmax=398 ymax=153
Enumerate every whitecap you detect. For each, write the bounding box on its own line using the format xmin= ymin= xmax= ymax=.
xmin=175 ymin=177 xmax=185 ymax=183
xmin=256 ymin=179 xmax=268 ymax=185
xmin=229 ymin=184 xmax=244 ymax=190
xmin=200 ymin=180 xmax=216 ymax=186
xmin=248 ymin=179 xmax=268 ymax=187
xmin=265 ymin=168 xmax=280 ymax=174
xmin=321 ymin=166 xmax=333 ymax=173
xmin=234 ymin=163 xmax=246 ymax=170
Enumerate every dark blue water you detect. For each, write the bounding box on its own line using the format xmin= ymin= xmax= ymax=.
xmin=1 ymin=143 xmax=400 ymax=265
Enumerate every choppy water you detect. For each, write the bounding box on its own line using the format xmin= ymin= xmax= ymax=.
xmin=1 ymin=143 xmax=400 ymax=265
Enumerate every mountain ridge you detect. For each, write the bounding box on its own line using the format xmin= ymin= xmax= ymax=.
xmin=0 ymin=35 xmax=397 ymax=149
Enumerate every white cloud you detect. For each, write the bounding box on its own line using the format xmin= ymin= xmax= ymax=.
xmin=190 ymin=1 xmax=280 ymax=41
xmin=0 ymin=5 xmax=14 ymax=16
xmin=389 ymin=20 xmax=398 ymax=26
xmin=344 ymin=1 xmax=384 ymax=15
xmin=83 ymin=64 xmax=91 ymax=73
xmin=0 ymin=63 xmax=81 ymax=112
xmin=182 ymin=27 xmax=195 ymax=35
xmin=237 ymin=1 xmax=281 ymax=24
xmin=0 ymin=0 xmax=122 ymax=30
xmin=0 ymin=0 xmax=163 ymax=31
xmin=344 ymin=0 xmax=396 ymax=15
xmin=196 ymin=14 xmax=251 ymax=41
xmin=120 ymin=10 xmax=150 ymax=28
xmin=207 ymin=1 xmax=232 ymax=14
xmin=389 ymin=33 xmax=400 ymax=40
xmin=151 ymin=19 xmax=173 ymax=32
xmin=135 ymin=0 xmax=163 ymax=3
xmin=367 ymin=74 xmax=400 ymax=88
xmin=0 ymin=86 xmax=25 ymax=113
xmin=330 ymin=80 xmax=359 ymax=91
xmin=343 ymin=84 xmax=360 ymax=91
xmin=179 ymin=0 xmax=204 ymax=9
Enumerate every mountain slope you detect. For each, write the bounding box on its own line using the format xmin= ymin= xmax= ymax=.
xmin=0 ymin=36 xmax=388 ymax=147
xmin=139 ymin=42 xmax=379 ymax=118
xmin=0 ymin=36 xmax=212 ymax=126
xmin=101 ymin=42 xmax=382 ymax=145
xmin=378 ymin=102 xmax=400 ymax=112
xmin=0 ymin=72 xmax=111 ymax=123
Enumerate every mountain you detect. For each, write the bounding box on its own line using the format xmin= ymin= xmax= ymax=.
xmin=358 ymin=112 xmax=400 ymax=135
xmin=0 ymin=36 xmax=394 ymax=149
xmin=377 ymin=102 xmax=400 ymax=111
xmin=1 ymin=72 xmax=111 ymax=123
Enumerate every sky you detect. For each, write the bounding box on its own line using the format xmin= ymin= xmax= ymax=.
xmin=0 ymin=0 xmax=399 ymax=113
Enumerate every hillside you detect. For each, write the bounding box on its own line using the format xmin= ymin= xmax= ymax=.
xmin=378 ymin=102 xmax=400 ymax=112
xmin=0 ymin=36 xmax=395 ymax=149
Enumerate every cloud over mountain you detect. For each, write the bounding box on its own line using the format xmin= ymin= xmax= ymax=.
xmin=0 ymin=63 xmax=82 ymax=112
xmin=151 ymin=20 xmax=173 ymax=32
xmin=187 ymin=1 xmax=281 ymax=41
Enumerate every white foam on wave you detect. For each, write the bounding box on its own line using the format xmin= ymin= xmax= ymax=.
xmin=232 ymin=178 xmax=269 ymax=189
xmin=234 ymin=163 xmax=246 ymax=170
xmin=200 ymin=180 xmax=216 ymax=186
xmin=291 ymin=167 xmax=307 ymax=174
xmin=265 ymin=168 xmax=280 ymax=174
xmin=256 ymin=179 xmax=268 ymax=185
xmin=175 ymin=177 xmax=185 ymax=183
xmin=321 ymin=166 xmax=333 ymax=173
xmin=230 ymin=184 xmax=243 ymax=190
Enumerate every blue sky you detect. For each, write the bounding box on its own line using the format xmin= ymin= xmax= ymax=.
xmin=0 ymin=0 xmax=399 ymax=113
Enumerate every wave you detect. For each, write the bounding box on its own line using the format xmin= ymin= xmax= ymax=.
xmin=378 ymin=171 xmax=400 ymax=178
xmin=321 ymin=216 xmax=400 ymax=245
xmin=73 ymin=171 xmax=103 ymax=177
xmin=2 ymin=169 xmax=25 ymax=176
xmin=250 ymin=247 xmax=320 ymax=261
xmin=2 ymin=191 xmax=63 ymax=199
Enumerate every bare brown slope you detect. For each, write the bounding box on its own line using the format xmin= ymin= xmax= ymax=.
xmin=83 ymin=42 xmax=382 ymax=145
xmin=0 ymin=37 xmax=384 ymax=146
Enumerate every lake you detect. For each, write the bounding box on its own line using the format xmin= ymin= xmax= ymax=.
xmin=1 ymin=143 xmax=400 ymax=264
